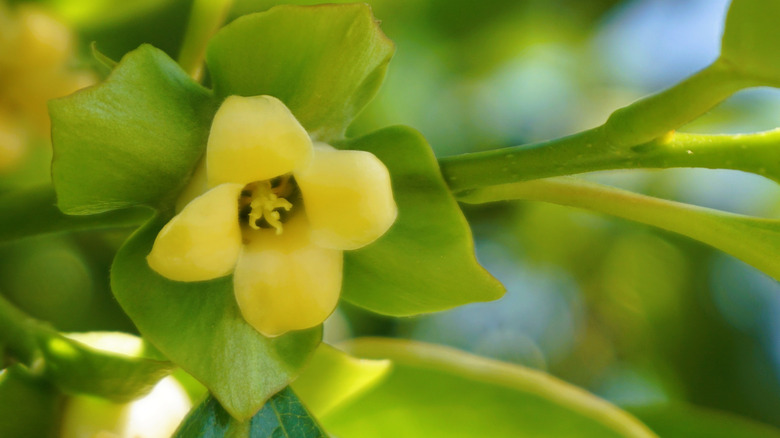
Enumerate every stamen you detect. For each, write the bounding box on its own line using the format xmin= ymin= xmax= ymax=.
xmin=246 ymin=180 xmax=293 ymax=234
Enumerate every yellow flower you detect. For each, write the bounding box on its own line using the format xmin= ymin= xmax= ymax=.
xmin=147 ymin=95 xmax=397 ymax=337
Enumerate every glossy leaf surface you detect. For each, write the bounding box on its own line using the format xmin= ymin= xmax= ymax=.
xmin=174 ymin=388 xmax=326 ymax=437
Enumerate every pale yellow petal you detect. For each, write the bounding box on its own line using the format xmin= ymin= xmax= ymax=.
xmin=296 ymin=144 xmax=397 ymax=250
xmin=234 ymin=214 xmax=342 ymax=337
xmin=147 ymin=183 xmax=243 ymax=282
xmin=206 ymin=95 xmax=312 ymax=186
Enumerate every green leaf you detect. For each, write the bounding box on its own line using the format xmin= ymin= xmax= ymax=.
xmin=39 ymin=331 xmax=173 ymax=402
xmin=174 ymin=388 xmax=327 ymax=438
xmin=50 ymin=44 xmax=217 ymax=215
xmin=0 ymin=366 xmax=62 ymax=438
xmin=173 ymin=395 xmax=247 ymax=437
xmin=0 ymin=293 xmax=171 ymax=402
xmin=628 ymin=404 xmax=780 ymax=438
xmin=721 ymin=0 xmax=780 ymax=86
xmin=111 ymin=216 xmax=322 ymax=420
xmin=458 ymin=177 xmax=780 ymax=282
xmin=337 ymin=126 xmax=504 ymax=316
xmin=324 ymin=338 xmax=657 ymax=438
xmin=0 ymin=185 xmax=150 ymax=244
xmin=291 ymin=344 xmax=391 ymax=417
xmin=206 ymin=4 xmax=394 ymax=141
xmin=250 ymin=387 xmax=328 ymax=437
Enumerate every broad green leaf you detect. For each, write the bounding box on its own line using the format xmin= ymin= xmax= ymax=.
xmin=721 ymin=0 xmax=780 ymax=86
xmin=292 ymin=344 xmax=391 ymax=417
xmin=628 ymin=404 xmax=780 ymax=438
xmin=324 ymin=338 xmax=657 ymax=438
xmin=174 ymin=388 xmax=327 ymax=438
xmin=459 ymin=177 xmax=780 ymax=282
xmin=206 ymin=4 xmax=394 ymax=141
xmin=50 ymin=44 xmax=216 ymax=215
xmin=0 ymin=366 xmax=62 ymax=438
xmin=337 ymin=126 xmax=505 ymax=316
xmin=111 ymin=216 xmax=321 ymax=420
xmin=0 ymin=185 xmax=150 ymax=244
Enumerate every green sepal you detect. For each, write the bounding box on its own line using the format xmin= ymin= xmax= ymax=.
xmin=111 ymin=215 xmax=322 ymax=420
xmin=206 ymin=4 xmax=394 ymax=141
xmin=337 ymin=126 xmax=505 ymax=316
xmin=174 ymin=388 xmax=327 ymax=438
xmin=50 ymin=44 xmax=217 ymax=214
xmin=721 ymin=0 xmax=780 ymax=86
xmin=323 ymin=338 xmax=656 ymax=438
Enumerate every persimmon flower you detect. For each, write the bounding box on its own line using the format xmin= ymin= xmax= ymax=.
xmin=147 ymin=95 xmax=397 ymax=337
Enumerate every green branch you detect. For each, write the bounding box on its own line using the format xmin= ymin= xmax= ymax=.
xmin=439 ymin=59 xmax=765 ymax=192
xmin=458 ymin=177 xmax=780 ymax=281
xmin=600 ymin=58 xmax=758 ymax=146
xmin=440 ymin=129 xmax=780 ymax=192
xmin=178 ymin=0 xmax=235 ymax=79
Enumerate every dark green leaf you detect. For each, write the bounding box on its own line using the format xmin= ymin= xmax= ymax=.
xmin=0 ymin=185 xmax=150 ymax=244
xmin=50 ymin=44 xmax=217 ymax=214
xmin=206 ymin=4 xmax=394 ymax=141
xmin=250 ymin=387 xmax=327 ymax=437
xmin=324 ymin=338 xmax=656 ymax=438
xmin=337 ymin=126 xmax=504 ymax=316
xmin=111 ymin=216 xmax=321 ymax=420
xmin=628 ymin=404 xmax=780 ymax=438
xmin=174 ymin=395 xmax=247 ymax=438
xmin=0 ymin=366 xmax=62 ymax=438
xmin=174 ymin=388 xmax=327 ymax=438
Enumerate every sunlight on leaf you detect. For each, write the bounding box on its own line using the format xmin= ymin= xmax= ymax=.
xmin=324 ymin=338 xmax=657 ymax=438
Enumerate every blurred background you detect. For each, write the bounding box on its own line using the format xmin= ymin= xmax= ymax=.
xmin=2 ymin=0 xmax=780 ymax=428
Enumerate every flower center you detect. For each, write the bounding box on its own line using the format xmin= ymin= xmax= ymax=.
xmin=239 ymin=175 xmax=298 ymax=234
